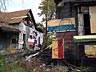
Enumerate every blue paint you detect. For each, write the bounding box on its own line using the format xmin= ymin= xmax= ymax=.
xmin=48 ymin=24 xmax=75 ymax=32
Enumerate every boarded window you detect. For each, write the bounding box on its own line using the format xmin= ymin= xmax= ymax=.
xmin=89 ymin=6 xmax=96 ymax=33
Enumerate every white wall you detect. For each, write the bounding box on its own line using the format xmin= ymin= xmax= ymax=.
xmin=36 ymin=31 xmax=43 ymax=45
xmin=18 ymin=22 xmax=44 ymax=49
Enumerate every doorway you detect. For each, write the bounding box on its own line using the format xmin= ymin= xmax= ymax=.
xmin=83 ymin=13 xmax=91 ymax=35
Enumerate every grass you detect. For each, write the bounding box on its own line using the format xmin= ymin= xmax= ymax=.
xmin=0 ymin=53 xmax=96 ymax=72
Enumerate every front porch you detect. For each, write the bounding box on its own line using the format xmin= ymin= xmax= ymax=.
xmin=0 ymin=23 xmax=20 ymax=54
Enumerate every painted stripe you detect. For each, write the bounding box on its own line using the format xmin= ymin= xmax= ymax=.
xmin=48 ymin=24 xmax=75 ymax=32
xmin=58 ymin=39 xmax=64 ymax=59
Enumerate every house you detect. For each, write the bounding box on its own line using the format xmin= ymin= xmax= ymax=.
xmin=0 ymin=9 xmax=43 ymax=52
xmin=8 ymin=9 xmax=44 ymax=50
xmin=54 ymin=0 xmax=96 ymax=59
xmin=7 ymin=9 xmax=37 ymax=49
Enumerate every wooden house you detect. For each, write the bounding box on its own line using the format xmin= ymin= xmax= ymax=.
xmin=0 ymin=9 xmax=43 ymax=52
xmin=54 ymin=0 xmax=96 ymax=59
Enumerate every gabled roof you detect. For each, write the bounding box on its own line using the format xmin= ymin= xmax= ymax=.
xmin=0 ymin=9 xmax=40 ymax=32
xmin=7 ymin=9 xmax=30 ymax=19
xmin=0 ymin=9 xmax=35 ymax=24
xmin=9 ymin=18 xmax=23 ymax=24
xmin=8 ymin=9 xmax=31 ymax=24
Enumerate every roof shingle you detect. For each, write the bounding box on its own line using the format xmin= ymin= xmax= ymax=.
xmin=0 ymin=9 xmax=31 ymax=24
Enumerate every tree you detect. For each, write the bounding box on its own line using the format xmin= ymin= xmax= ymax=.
xmin=38 ymin=0 xmax=56 ymax=34
xmin=38 ymin=0 xmax=56 ymax=22
xmin=37 ymin=0 xmax=56 ymax=53
xmin=36 ymin=22 xmax=45 ymax=33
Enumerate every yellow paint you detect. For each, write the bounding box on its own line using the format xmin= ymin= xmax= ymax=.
xmin=9 ymin=48 xmax=17 ymax=54
xmin=48 ymin=18 xmax=75 ymax=27
xmin=85 ymin=45 xmax=96 ymax=56
xmin=52 ymin=38 xmax=64 ymax=59
xmin=52 ymin=38 xmax=58 ymax=59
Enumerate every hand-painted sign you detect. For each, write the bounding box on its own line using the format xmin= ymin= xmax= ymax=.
xmin=52 ymin=38 xmax=64 ymax=59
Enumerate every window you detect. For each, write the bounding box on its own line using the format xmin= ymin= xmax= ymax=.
xmin=12 ymin=38 xmax=17 ymax=44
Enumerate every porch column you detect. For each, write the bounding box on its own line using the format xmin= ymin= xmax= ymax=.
xmin=78 ymin=7 xmax=84 ymax=36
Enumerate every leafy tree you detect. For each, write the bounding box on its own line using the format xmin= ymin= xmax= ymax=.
xmin=36 ymin=23 xmax=45 ymax=32
xmin=38 ymin=0 xmax=56 ymax=50
xmin=38 ymin=0 xmax=56 ymax=22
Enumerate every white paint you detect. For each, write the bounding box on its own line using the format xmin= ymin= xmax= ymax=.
xmin=78 ymin=14 xmax=84 ymax=36
xmin=36 ymin=31 xmax=43 ymax=45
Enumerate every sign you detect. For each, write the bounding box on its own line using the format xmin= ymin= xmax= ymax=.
xmin=85 ymin=45 xmax=96 ymax=58
xmin=52 ymin=38 xmax=64 ymax=59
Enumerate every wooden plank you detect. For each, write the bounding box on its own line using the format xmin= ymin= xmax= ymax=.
xmin=52 ymin=38 xmax=64 ymax=59
xmin=52 ymin=39 xmax=58 ymax=59
xmin=47 ymin=18 xmax=75 ymax=27
xmin=89 ymin=6 xmax=96 ymax=33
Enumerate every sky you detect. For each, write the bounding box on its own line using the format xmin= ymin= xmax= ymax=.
xmin=5 ymin=0 xmax=42 ymax=23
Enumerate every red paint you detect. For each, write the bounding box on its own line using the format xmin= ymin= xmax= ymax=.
xmin=64 ymin=31 xmax=73 ymax=48
xmin=28 ymin=42 xmax=34 ymax=45
xmin=58 ymin=39 xmax=64 ymax=59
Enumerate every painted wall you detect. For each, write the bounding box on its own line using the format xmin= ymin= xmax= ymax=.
xmin=18 ymin=22 xmax=30 ymax=49
xmin=48 ymin=24 xmax=75 ymax=32
xmin=18 ymin=22 xmax=38 ymax=49
xmin=36 ymin=31 xmax=43 ymax=45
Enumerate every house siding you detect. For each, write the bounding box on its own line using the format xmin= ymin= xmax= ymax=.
xmin=36 ymin=31 xmax=43 ymax=45
xmin=55 ymin=0 xmax=96 ymax=59
xmin=56 ymin=2 xmax=77 ymax=19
